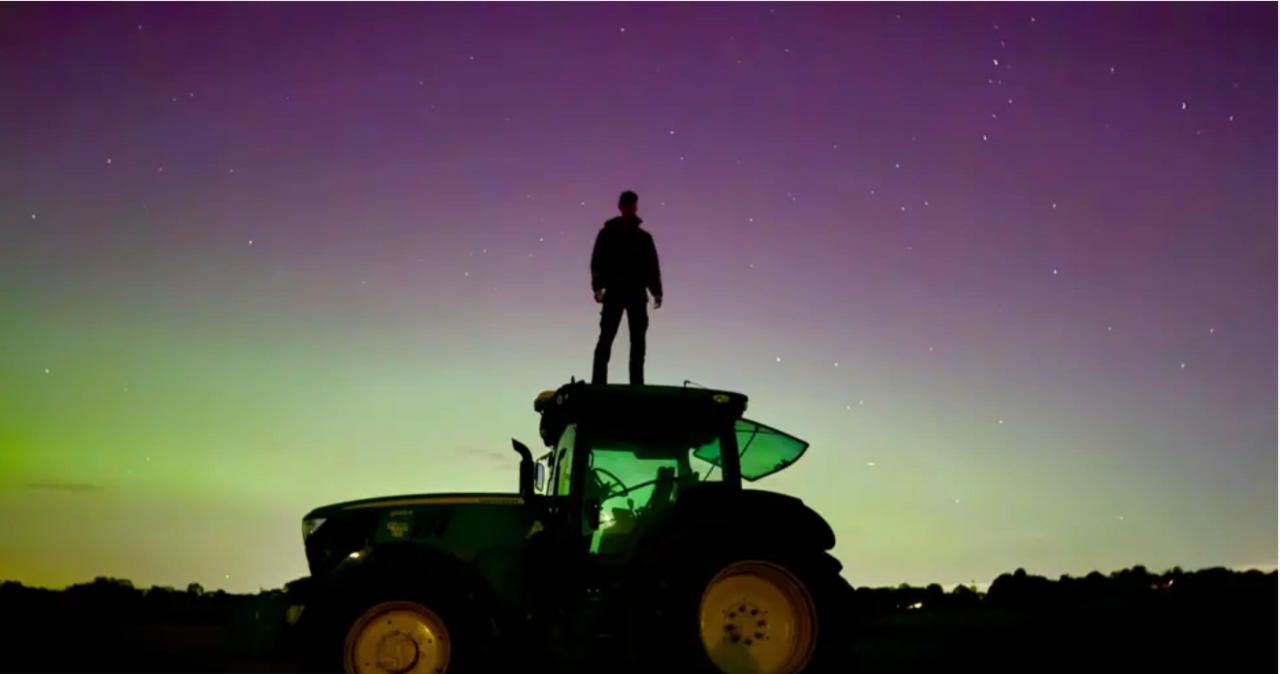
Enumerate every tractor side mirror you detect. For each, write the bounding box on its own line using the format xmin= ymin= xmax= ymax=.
xmin=534 ymin=461 xmax=547 ymax=493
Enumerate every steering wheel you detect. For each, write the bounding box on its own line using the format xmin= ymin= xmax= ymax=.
xmin=591 ymin=467 xmax=629 ymax=500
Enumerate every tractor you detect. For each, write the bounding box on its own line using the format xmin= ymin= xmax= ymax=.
xmin=283 ymin=381 xmax=857 ymax=674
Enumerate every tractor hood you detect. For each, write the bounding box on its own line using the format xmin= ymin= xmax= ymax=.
xmin=305 ymin=491 xmax=525 ymax=519
xmin=302 ymin=492 xmax=537 ymax=578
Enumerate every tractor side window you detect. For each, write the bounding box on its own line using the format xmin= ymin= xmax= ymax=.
xmin=689 ymin=438 xmax=725 ymax=482
xmin=689 ymin=419 xmax=808 ymax=481
xmin=553 ymin=424 xmax=577 ymax=497
xmin=735 ymin=419 xmax=810 ymax=482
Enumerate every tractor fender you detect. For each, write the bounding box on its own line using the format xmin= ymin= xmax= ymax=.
xmin=322 ymin=542 xmax=504 ymax=620
xmin=631 ymin=486 xmax=837 ymax=567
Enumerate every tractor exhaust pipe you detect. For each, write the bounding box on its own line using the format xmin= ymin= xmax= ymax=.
xmin=511 ymin=439 xmax=535 ymax=500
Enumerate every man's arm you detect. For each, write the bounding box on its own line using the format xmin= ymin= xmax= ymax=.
xmin=590 ymin=229 xmax=608 ymax=293
xmin=644 ymin=231 xmax=663 ymax=300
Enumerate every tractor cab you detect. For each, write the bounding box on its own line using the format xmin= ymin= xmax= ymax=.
xmin=529 ymin=382 xmax=810 ymax=558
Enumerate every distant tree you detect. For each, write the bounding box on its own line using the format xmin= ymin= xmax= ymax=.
xmin=92 ymin=576 xmax=134 ymax=590
xmin=949 ymin=583 xmax=982 ymax=609
xmin=187 ymin=582 xmax=205 ymax=596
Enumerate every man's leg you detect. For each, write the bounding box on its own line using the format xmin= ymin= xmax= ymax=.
xmin=625 ymin=299 xmax=650 ymax=385
xmin=592 ymin=300 xmax=626 ymax=384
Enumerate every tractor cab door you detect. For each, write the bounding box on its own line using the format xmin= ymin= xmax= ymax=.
xmin=523 ymin=423 xmax=595 ymax=610
xmin=544 ymin=423 xmax=588 ymax=540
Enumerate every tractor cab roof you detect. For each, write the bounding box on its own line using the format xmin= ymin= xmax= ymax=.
xmin=534 ymin=382 xmax=748 ymax=448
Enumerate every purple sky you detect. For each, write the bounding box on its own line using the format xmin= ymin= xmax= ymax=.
xmin=0 ymin=3 xmax=1275 ymax=592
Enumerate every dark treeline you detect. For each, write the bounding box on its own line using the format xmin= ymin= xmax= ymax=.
xmin=1 ymin=563 xmax=1272 ymax=623
xmin=852 ymin=564 xmax=1276 ymax=616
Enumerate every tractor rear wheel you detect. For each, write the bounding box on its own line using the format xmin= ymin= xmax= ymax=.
xmin=698 ymin=560 xmax=818 ymax=674
xmin=631 ymin=552 xmax=855 ymax=674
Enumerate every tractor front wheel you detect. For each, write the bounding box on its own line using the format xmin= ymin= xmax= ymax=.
xmin=343 ymin=600 xmax=452 ymax=674
xmin=306 ymin=576 xmax=497 ymax=674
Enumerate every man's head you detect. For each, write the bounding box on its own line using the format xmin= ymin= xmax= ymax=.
xmin=618 ymin=190 xmax=638 ymax=218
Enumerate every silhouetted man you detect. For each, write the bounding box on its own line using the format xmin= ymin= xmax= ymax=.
xmin=590 ymin=190 xmax=663 ymax=385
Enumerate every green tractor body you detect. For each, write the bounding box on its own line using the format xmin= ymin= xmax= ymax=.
xmin=285 ymin=382 xmax=855 ymax=674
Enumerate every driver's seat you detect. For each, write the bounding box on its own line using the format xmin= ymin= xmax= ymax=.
xmin=640 ymin=466 xmax=677 ymax=517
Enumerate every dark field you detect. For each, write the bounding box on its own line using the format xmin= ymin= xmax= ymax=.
xmin=2 ymin=567 xmax=1274 ymax=673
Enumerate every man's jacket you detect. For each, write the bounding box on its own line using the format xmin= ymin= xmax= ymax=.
xmin=590 ymin=216 xmax=663 ymax=300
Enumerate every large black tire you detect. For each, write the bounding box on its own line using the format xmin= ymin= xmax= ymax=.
xmin=628 ymin=549 xmax=857 ymax=674
xmin=302 ymin=572 xmax=500 ymax=674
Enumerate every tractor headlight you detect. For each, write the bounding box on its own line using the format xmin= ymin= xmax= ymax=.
xmin=302 ymin=517 xmax=327 ymax=540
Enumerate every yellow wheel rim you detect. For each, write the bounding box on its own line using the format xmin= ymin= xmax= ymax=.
xmin=343 ymin=600 xmax=451 ymax=674
xmin=699 ymin=561 xmax=817 ymax=674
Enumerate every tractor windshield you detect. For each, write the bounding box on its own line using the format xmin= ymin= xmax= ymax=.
xmin=693 ymin=418 xmax=809 ymax=482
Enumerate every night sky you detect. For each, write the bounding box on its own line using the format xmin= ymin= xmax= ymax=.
xmin=1 ymin=3 xmax=1275 ymax=593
